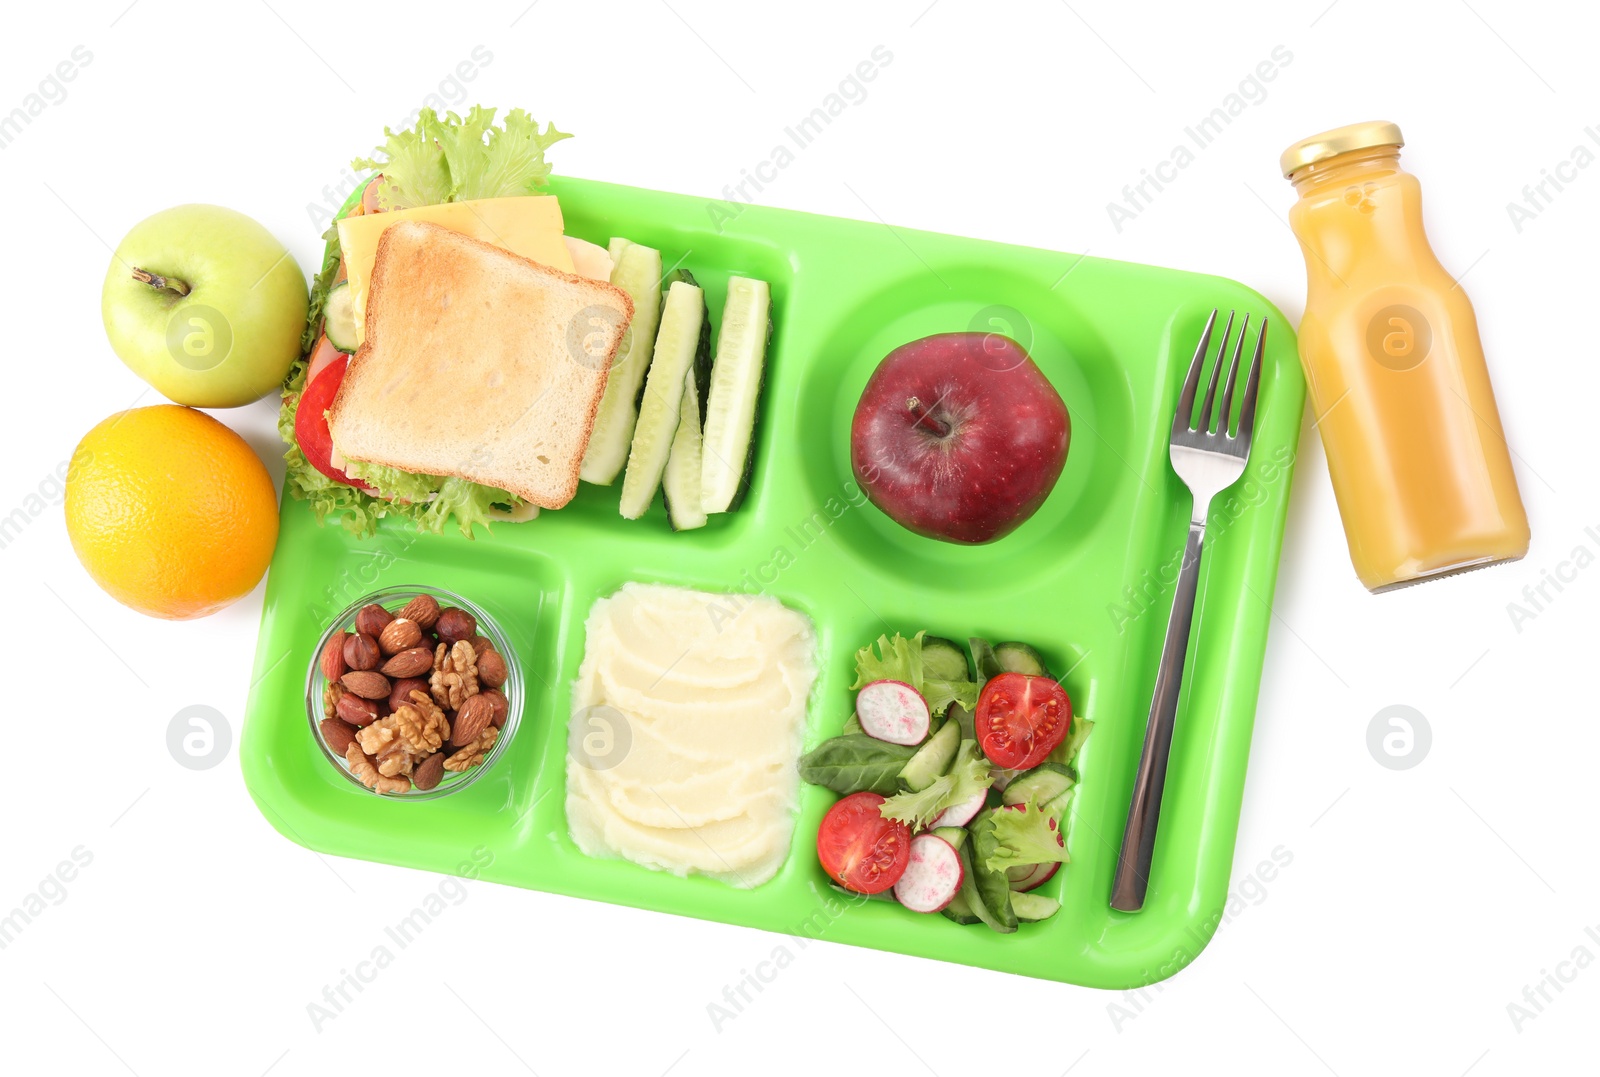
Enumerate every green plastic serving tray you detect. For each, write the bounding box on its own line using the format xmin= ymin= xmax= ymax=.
xmin=242 ymin=175 xmax=1305 ymax=989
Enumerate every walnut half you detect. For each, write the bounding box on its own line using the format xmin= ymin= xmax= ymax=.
xmin=346 ymin=741 xmax=410 ymax=794
xmin=430 ymin=640 xmax=480 ymax=711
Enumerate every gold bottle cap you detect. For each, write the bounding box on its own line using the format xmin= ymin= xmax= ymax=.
xmin=1279 ymin=121 xmax=1404 ymax=178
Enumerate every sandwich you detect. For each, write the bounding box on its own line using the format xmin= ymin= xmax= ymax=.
xmin=279 ymin=106 xmax=631 ymax=536
xmin=327 ymin=220 xmax=630 ymax=509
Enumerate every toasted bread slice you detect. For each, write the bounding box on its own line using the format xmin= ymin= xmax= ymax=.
xmin=327 ymin=219 xmax=634 ymax=509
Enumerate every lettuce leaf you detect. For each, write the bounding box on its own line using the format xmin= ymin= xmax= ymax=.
xmin=353 ymin=106 xmax=569 ymax=210
xmin=983 ymin=803 xmax=1071 ymax=874
xmin=851 ymin=631 xmax=924 ymax=691
xmin=878 ymin=739 xmax=992 ymax=830
xmin=341 ymin=461 xmax=520 ymax=540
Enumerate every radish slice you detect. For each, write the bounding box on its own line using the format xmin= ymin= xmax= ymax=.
xmin=855 ymin=680 xmax=930 ymax=745
xmin=929 ymin=789 xmax=987 ymax=829
xmin=892 ymin=833 xmax=963 ymax=912
xmin=1006 ymin=861 xmax=1059 ymax=892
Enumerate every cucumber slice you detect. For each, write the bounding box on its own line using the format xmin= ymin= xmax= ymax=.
xmin=931 ymin=826 xmax=968 ymax=852
xmin=700 ymin=276 xmax=771 ymax=514
xmin=994 ymin=641 xmax=1051 ymax=678
xmin=955 ymin=839 xmax=1015 ymax=934
xmin=580 ymin=244 xmax=664 ymax=485
xmin=1040 ymin=787 xmax=1075 ymax=822
xmin=661 ymin=365 xmax=708 ymax=531
xmin=921 ymin=636 xmax=970 ymax=683
xmin=898 ymin=719 xmax=960 ymax=792
xmin=1000 ymin=763 xmax=1076 ymax=810
xmin=619 ymin=281 xmax=707 ymax=519
xmin=1010 ymin=890 xmax=1061 ymax=922
xmin=969 ymin=638 xmax=1004 ymax=684
xmin=323 ymin=280 xmax=358 ymax=353
xmin=941 ymin=887 xmax=982 ymax=925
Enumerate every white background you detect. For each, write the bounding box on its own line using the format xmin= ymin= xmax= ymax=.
xmin=2 ymin=1 xmax=1595 ymax=1073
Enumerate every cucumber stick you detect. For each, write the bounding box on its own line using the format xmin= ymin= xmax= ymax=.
xmin=580 ymin=243 xmax=663 ymax=485
xmin=700 ymin=276 xmax=771 ymax=514
xmin=661 ymin=366 xmax=707 ymax=530
xmin=606 ymin=236 xmax=633 ymax=264
xmin=619 ymin=280 xmax=706 ymax=519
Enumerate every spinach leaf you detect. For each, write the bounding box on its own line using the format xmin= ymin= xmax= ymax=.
xmin=798 ymin=735 xmax=917 ymax=796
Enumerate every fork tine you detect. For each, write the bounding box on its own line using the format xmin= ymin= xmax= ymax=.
xmin=1236 ymin=317 xmax=1267 ymax=442
xmin=1195 ymin=310 xmax=1235 ymax=434
xmin=1173 ymin=309 xmax=1218 ymax=435
xmin=1214 ymin=314 xmax=1249 ymax=436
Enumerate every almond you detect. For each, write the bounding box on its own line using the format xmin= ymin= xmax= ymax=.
xmin=341 ymin=670 xmax=391 ymax=699
xmin=452 ymin=693 xmax=493 ymax=747
xmin=378 ymin=618 xmax=422 ymax=656
xmin=381 ymin=646 xmax=435 ymax=679
xmin=412 ymin=752 xmax=445 ymax=791
xmin=388 ymin=676 xmax=430 ymax=712
xmin=436 ymin=606 xmax=477 ymax=644
xmin=479 ymin=688 xmax=509 ymax=728
xmin=320 ymin=718 xmax=358 ymax=756
xmin=398 ymin=594 xmax=441 ymax=630
xmin=344 ymin=633 xmax=380 ymax=671
xmin=320 ymin=632 xmax=350 ymax=681
xmin=336 ymin=692 xmax=380 ymax=726
xmin=356 ymin=603 xmax=394 ymax=637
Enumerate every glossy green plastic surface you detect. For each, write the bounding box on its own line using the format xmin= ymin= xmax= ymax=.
xmin=242 ymin=175 xmax=1305 ymax=988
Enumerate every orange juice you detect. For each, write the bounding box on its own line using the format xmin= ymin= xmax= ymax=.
xmin=1281 ymin=121 xmax=1529 ymax=592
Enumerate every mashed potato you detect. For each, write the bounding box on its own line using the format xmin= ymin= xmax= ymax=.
xmin=565 ymin=583 xmax=818 ymax=887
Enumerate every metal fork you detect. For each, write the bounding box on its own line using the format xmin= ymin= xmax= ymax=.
xmin=1110 ymin=309 xmax=1266 ymax=913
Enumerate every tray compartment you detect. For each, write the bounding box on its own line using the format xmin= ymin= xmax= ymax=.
xmin=243 ymin=178 xmax=1307 ymax=988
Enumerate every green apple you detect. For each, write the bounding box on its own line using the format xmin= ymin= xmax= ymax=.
xmin=101 ymin=205 xmax=308 ymax=408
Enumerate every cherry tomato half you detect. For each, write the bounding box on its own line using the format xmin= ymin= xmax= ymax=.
xmin=294 ymin=352 xmax=374 ymax=492
xmin=816 ymin=791 xmax=911 ymax=895
xmin=976 ymin=672 xmax=1072 ymax=770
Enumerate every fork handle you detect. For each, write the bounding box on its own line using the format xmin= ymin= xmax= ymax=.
xmin=1110 ymin=518 xmax=1206 ymax=913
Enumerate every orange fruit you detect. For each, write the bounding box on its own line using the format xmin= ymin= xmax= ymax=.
xmin=65 ymin=405 xmax=279 ymax=619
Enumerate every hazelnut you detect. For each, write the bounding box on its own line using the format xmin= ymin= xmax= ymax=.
xmin=436 ymin=607 xmax=477 ymax=643
xmin=378 ymin=618 xmax=422 ymax=656
xmin=477 ymin=649 xmax=509 ymax=689
xmin=344 ymin=633 xmax=381 ymax=671
xmin=388 ymin=677 xmax=430 ymax=713
xmin=398 ymin=594 xmax=441 ymax=630
xmin=469 ymin=635 xmax=494 ymax=659
xmin=479 ymin=688 xmax=509 ymax=728
xmin=320 ymin=632 xmax=350 ymax=681
xmin=355 ymin=603 xmax=394 ymax=638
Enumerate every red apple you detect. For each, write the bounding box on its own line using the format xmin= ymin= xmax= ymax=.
xmin=851 ymin=332 xmax=1069 ymax=544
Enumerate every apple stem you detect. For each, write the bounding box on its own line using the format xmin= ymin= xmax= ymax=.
xmin=905 ymin=396 xmax=950 ymax=438
xmin=131 ymin=267 xmax=191 ymax=297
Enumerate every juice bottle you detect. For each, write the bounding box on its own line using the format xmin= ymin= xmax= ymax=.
xmin=1281 ymin=121 xmax=1529 ymax=592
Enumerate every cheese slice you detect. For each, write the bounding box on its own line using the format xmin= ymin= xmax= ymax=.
xmin=336 ymin=196 xmax=575 ymax=343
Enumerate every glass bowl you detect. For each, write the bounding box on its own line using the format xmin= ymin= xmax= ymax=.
xmin=305 ymin=584 xmax=523 ymax=800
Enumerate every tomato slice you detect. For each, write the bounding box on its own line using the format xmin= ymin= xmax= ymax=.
xmin=294 ymin=354 xmax=374 ymax=492
xmin=976 ymin=673 xmax=1072 ymax=770
xmin=816 ymin=791 xmax=911 ymax=894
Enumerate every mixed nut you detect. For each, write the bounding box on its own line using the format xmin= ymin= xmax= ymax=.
xmin=317 ymin=593 xmax=511 ymax=793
